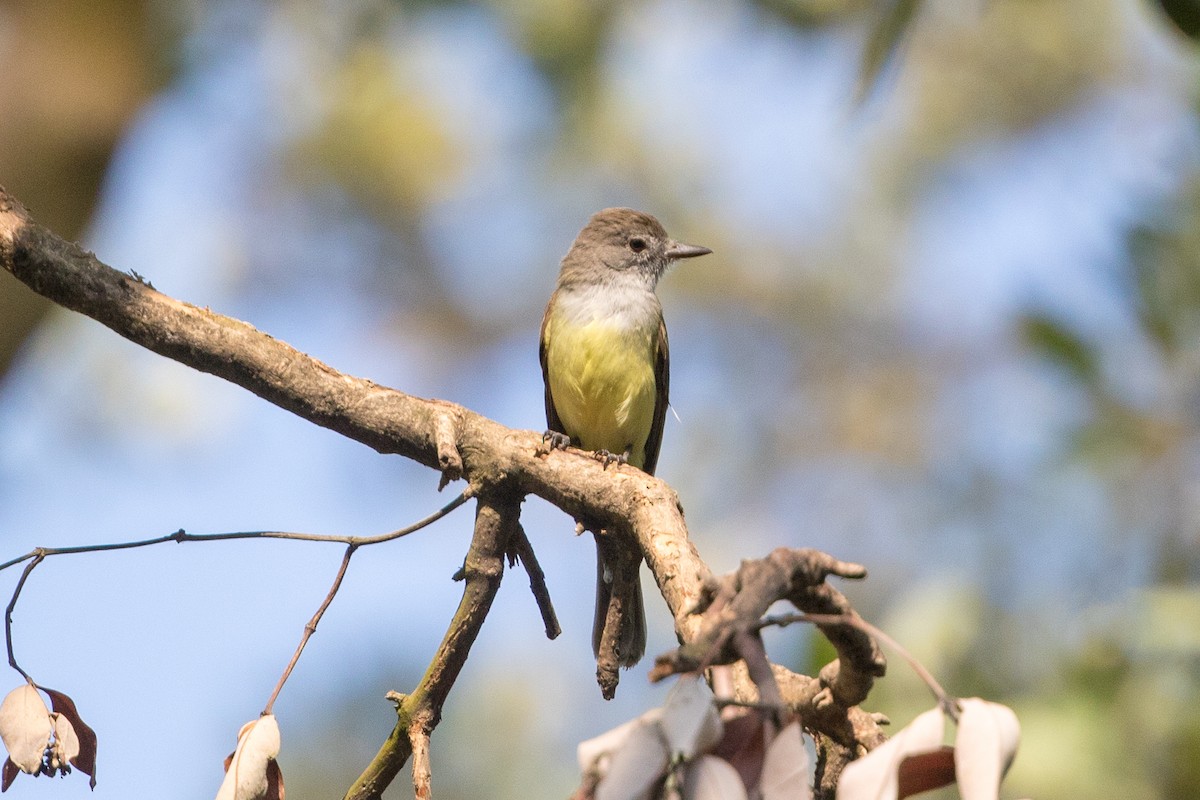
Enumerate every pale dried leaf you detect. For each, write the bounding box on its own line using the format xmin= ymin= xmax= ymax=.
xmin=578 ymin=708 xmax=664 ymax=774
xmin=48 ymin=712 xmax=79 ymax=774
xmin=660 ymin=676 xmax=722 ymax=760
xmin=836 ymin=707 xmax=945 ymax=800
xmin=595 ymin=717 xmax=669 ymax=800
xmin=710 ymin=666 xmax=736 ymax=719
xmin=955 ymin=699 xmax=1020 ymax=800
xmin=760 ymin=721 xmax=811 ymax=800
xmin=215 ymin=715 xmax=282 ymax=800
xmin=0 ymin=685 xmax=50 ymax=774
xmin=682 ymin=755 xmax=748 ymax=800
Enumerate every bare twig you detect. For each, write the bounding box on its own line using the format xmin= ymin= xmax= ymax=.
xmin=651 ymin=549 xmax=883 ymax=690
xmin=4 ymin=552 xmax=45 ymax=684
xmin=0 ymin=490 xmax=470 ymax=714
xmin=773 ymin=612 xmax=954 ymax=715
xmin=263 ymin=544 xmax=357 ymax=716
xmin=0 ymin=489 xmax=472 ymax=577
xmin=508 ymin=525 xmax=561 ymax=640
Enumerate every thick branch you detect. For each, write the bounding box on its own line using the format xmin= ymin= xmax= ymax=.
xmin=0 ymin=186 xmax=889 ymax=793
xmin=0 ymin=186 xmax=710 ymax=636
xmin=649 ymin=548 xmax=888 ymax=757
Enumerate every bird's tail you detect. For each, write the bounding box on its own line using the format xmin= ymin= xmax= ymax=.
xmin=592 ymin=534 xmax=646 ymax=668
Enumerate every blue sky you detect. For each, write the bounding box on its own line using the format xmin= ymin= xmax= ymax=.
xmin=0 ymin=1 xmax=1197 ymax=796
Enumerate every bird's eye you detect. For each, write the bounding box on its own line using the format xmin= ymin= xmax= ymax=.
xmin=628 ymin=237 xmax=647 ymax=253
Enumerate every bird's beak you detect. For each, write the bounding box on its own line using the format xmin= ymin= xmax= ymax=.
xmin=665 ymin=241 xmax=712 ymax=260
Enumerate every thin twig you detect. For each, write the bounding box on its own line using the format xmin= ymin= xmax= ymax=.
xmin=263 ymin=544 xmax=358 ymax=716
xmin=0 ymin=491 xmax=470 ymax=704
xmin=4 ymin=552 xmax=44 ymax=684
xmin=763 ymin=612 xmax=953 ymax=711
xmin=732 ymin=629 xmax=784 ymax=717
xmin=508 ymin=526 xmax=560 ymax=640
xmin=0 ymin=489 xmax=472 ymax=574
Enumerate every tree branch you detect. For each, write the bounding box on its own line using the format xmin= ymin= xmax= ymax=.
xmin=344 ymin=492 xmax=519 ymax=800
xmin=0 ymin=185 xmax=711 ymax=637
xmin=0 ymin=185 xmax=890 ymax=796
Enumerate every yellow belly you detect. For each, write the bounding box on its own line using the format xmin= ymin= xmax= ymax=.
xmin=545 ymin=318 xmax=658 ymax=469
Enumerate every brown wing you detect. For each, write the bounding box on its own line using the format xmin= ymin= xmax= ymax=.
xmin=539 ymin=301 xmax=566 ymax=435
xmin=640 ymin=315 xmax=669 ymax=477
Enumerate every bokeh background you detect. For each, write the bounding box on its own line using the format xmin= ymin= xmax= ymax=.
xmin=1 ymin=0 xmax=1199 ymax=796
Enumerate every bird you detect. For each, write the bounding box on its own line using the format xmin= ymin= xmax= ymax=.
xmin=539 ymin=207 xmax=711 ymax=669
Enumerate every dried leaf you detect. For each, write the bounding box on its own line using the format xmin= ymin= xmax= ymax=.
xmin=857 ymin=0 xmax=922 ymax=102
xmin=578 ymin=708 xmax=664 ymax=774
xmin=897 ymin=747 xmax=955 ymax=798
xmin=41 ymin=687 xmax=97 ymax=787
xmin=215 ymin=714 xmax=282 ymax=800
xmin=760 ymin=721 xmax=810 ymax=800
xmin=48 ymin=713 xmax=78 ymax=775
xmin=710 ymin=710 xmax=766 ymax=790
xmin=660 ymin=676 xmax=722 ymax=760
xmin=0 ymin=685 xmax=50 ymax=775
xmin=954 ymin=699 xmax=1019 ymax=800
xmin=836 ymin=707 xmax=944 ymax=800
xmin=595 ymin=717 xmax=670 ymax=800
xmin=265 ymin=759 xmax=285 ymax=800
xmin=682 ymin=755 xmax=748 ymax=800
xmin=1 ymin=759 xmax=18 ymax=792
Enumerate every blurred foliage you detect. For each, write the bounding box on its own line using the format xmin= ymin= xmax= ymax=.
xmin=297 ymin=44 xmax=460 ymax=217
xmin=1021 ymin=313 xmax=1101 ymax=385
xmin=868 ymin=582 xmax=1200 ymax=799
xmin=857 ymin=0 xmax=921 ymax=101
xmin=3 ymin=0 xmax=1200 ymax=797
xmin=0 ymin=0 xmax=167 ymax=378
xmin=486 ymin=0 xmax=613 ymax=110
xmin=1157 ymin=0 xmax=1200 ymax=37
xmin=1131 ymin=181 xmax=1200 ymax=353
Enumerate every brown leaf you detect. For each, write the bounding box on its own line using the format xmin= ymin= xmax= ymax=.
xmin=1 ymin=758 xmax=18 ymax=792
xmin=897 ymin=746 xmax=955 ymax=798
xmin=266 ymin=759 xmax=285 ymax=800
xmin=40 ymin=687 xmax=97 ymax=787
xmin=710 ymin=710 xmax=766 ymax=791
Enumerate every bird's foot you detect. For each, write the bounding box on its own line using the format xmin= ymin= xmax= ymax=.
xmin=541 ymin=430 xmax=572 ymax=455
xmin=593 ymin=449 xmax=629 ymax=469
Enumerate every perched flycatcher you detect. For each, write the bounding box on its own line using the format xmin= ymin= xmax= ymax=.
xmin=539 ymin=207 xmax=712 ymax=667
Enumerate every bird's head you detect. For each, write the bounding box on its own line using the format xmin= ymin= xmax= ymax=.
xmin=560 ymin=207 xmax=711 ymax=287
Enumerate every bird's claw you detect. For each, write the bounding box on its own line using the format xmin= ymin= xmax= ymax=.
xmin=593 ymin=449 xmax=629 ymax=469
xmin=542 ymin=430 xmax=572 ymax=452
